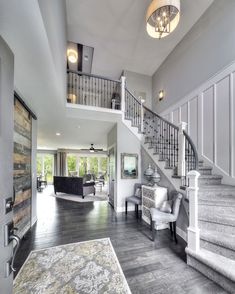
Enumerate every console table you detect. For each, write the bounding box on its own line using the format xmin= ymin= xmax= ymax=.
xmin=141 ymin=185 xmax=168 ymax=230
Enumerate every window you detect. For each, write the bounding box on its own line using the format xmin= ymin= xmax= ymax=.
xmin=65 ymin=154 xmax=108 ymax=179
xmin=67 ymin=154 xmax=77 ymax=175
xmin=37 ymin=153 xmax=54 ymax=183
xmin=89 ymin=157 xmax=98 ymax=176
xmin=79 ymin=157 xmax=87 ymax=177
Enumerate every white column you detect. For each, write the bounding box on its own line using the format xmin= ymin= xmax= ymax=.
xmin=121 ymin=76 xmax=126 ymax=113
xmin=178 ymin=122 xmax=187 ymax=176
xmin=187 ymin=170 xmax=200 ymax=252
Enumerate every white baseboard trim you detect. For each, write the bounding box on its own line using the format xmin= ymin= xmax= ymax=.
xmin=116 ymin=205 xmax=142 ymax=213
xmin=31 ymin=216 xmax=38 ymax=227
xmin=176 ymin=226 xmax=187 ymax=242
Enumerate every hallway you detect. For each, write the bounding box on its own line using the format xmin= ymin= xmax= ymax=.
xmin=14 ymin=188 xmax=226 ymax=294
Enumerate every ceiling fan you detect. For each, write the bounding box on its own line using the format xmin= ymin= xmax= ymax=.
xmin=80 ymin=144 xmax=103 ymax=153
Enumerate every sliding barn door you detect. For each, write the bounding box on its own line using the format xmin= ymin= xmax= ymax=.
xmin=13 ymin=98 xmax=32 ymax=238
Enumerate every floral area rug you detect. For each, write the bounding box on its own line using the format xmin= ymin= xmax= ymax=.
xmin=14 ymin=238 xmax=131 ymax=294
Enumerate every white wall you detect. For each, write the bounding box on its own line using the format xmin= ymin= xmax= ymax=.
xmin=161 ymin=61 xmax=235 ymax=185
xmin=152 ymin=0 xmax=235 ymax=114
xmin=124 ymin=70 xmax=152 ymax=109
xmin=116 ymin=122 xmax=142 ymax=212
xmin=38 ymin=0 xmax=67 ymax=102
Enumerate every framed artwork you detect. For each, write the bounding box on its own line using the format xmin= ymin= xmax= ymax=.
xmin=121 ymin=153 xmax=138 ymax=179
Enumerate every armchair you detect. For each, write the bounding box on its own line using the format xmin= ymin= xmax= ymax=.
xmin=125 ymin=183 xmax=142 ymax=218
xmin=150 ymin=191 xmax=183 ymax=243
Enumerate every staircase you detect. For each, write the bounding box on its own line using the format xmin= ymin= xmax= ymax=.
xmin=67 ymin=70 xmax=235 ymax=293
xmin=123 ymin=88 xmax=235 ymax=293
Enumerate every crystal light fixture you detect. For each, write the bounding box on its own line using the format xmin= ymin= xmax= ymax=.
xmin=146 ymin=0 xmax=180 ymax=39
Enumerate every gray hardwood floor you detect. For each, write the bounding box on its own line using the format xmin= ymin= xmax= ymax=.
xmin=15 ymin=186 xmax=227 ymax=293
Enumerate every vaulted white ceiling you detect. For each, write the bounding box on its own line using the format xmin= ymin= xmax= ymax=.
xmin=66 ymin=0 xmax=214 ymax=79
xmin=0 ymin=0 xmax=214 ymax=150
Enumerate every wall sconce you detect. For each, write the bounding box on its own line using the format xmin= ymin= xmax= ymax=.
xmin=139 ymin=96 xmax=146 ymax=104
xmin=159 ymin=90 xmax=165 ymax=101
xmin=67 ymin=48 xmax=78 ymax=63
xmin=67 ymin=93 xmax=77 ymax=103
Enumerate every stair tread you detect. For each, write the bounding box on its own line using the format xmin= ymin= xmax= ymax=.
xmin=186 ymin=247 xmax=235 ymax=282
xmin=198 ymin=166 xmax=213 ymax=170
xmin=201 ymin=229 xmax=235 ymax=251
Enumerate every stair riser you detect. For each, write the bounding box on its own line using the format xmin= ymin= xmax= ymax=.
xmin=198 ymin=169 xmax=212 ymax=175
xmin=199 ymin=200 xmax=235 ymax=207
xmin=199 ymin=220 xmax=235 ymax=235
xmin=199 ymin=191 xmax=235 ymax=198
xmin=199 ymin=205 xmax=235 ymax=216
xmin=187 ymin=255 xmax=235 ymax=293
xmin=199 ymin=178 xmax=222 ymax=186
xmin=201 ymin=239 xmax=235 ymax=261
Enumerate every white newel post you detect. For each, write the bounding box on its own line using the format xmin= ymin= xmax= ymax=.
xmin=121 ymin=76 xmax=126 ymax=113
xmin=178 ymin=122 xmax=187 ymax=176
xmin=187 ymin=170 xmax=200 ymax=252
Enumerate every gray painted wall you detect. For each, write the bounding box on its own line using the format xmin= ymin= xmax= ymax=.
xmin=116 ymin=122 xmax=142 ymax=212
xmin=107 ymin=124 xmax=117 ymax=148
xmin=152 ymin=0 xmax=235 ymax=113
xmin=0 ymin=35 xmax=14 ymax=294
xmin=141 ymin=147 xmax=188 ymax=236
xmin=124 ymin=70 xmax=152 ymax=109
xmin=107 ymin=122 xmax=142 ymax=212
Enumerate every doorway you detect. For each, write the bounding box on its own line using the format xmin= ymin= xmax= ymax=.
xmin=108 ymin=146 xmax=116 ymax=207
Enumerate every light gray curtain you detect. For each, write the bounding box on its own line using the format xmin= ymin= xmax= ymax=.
xmin=57 ymin=151 xmax=67 ymax=176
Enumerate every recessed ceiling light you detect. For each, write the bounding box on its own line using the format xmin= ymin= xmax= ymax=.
xmin=56 ymin=132 xmax=61 ymax=136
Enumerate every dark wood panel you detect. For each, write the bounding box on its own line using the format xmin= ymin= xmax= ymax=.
xmin=13 ymin=97 xmax=32 ymax=238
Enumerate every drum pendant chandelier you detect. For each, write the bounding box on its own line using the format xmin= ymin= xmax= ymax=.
xmin=146 ymin=0 xmax=180 ymax=39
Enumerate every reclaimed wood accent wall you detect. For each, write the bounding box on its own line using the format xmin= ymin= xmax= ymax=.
xmin=13 ymin=98 xmax=32 ymax=238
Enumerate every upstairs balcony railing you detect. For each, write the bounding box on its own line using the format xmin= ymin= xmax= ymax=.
xmin=67 ymin=70 xmax=121 ymax=110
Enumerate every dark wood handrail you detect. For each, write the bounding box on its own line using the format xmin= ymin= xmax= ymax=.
xmin=183 ymin=130 xmax=199 ymax=170
xmin=125 ymin=88 xmax=141 ymax=105
xmin=143 ymin=105 xmax=179 ymax=130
